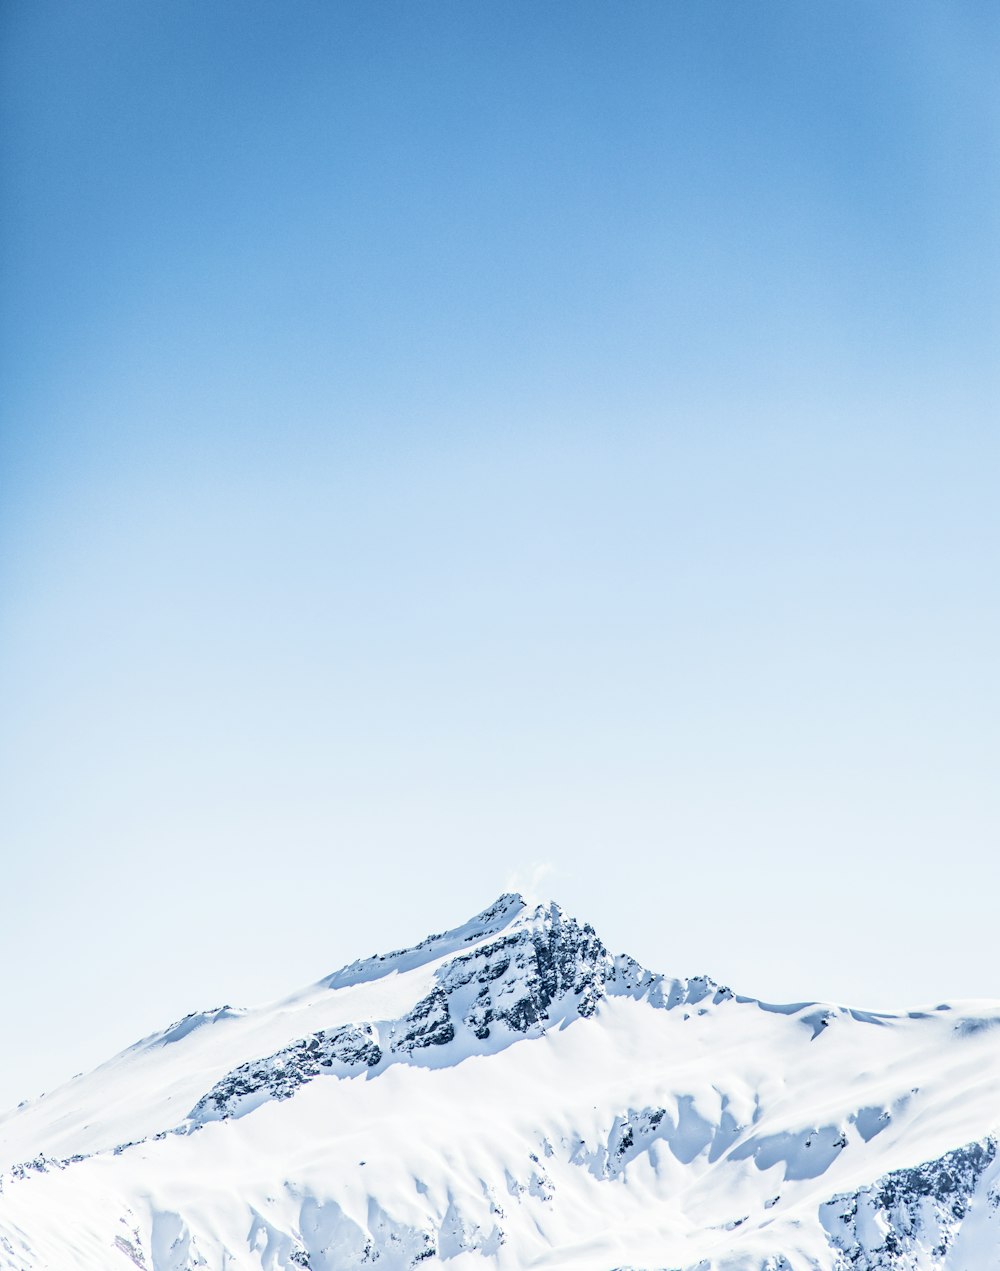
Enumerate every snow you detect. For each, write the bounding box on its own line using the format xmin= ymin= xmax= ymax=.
xmin=1 ymin=895 xmax=999 ymax=1269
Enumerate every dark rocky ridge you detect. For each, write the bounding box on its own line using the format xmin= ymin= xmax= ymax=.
xmin=821 ymin=1137 xmax=999 ymax=1268
xmin=183 ymin=896 xmax=932 ymax=1148
xmin=188 ymin=901 xmax=623 ymax=1121
xmin=190 ymin=1024 xmax=382 ymax=1121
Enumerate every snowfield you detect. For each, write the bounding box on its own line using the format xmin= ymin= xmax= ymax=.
xmin=1 ymin=894 xmax=999 ymax=1270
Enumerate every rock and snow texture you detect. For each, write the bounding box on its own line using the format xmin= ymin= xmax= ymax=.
xmin=2 ymin=895 xmax=1000 ymax=1270
xmin=820 ymin=1139 xmax=1000 ymax=1268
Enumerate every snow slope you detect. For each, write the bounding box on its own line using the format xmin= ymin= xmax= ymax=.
xmin=1 ymin=894 xmax=999 ymax=1270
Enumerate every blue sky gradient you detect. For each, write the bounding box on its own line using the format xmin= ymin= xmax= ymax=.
xmin=1 ymin=1 xmax=998 ymax=1108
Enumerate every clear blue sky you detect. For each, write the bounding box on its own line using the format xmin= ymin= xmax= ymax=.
xmin=1 ymin=1 xmax=998 ymax=1110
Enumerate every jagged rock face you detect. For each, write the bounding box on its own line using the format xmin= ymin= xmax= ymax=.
xmin=393 ymin=987 xmax=456 ymax=1052
xmin=185 ymin=904 xmax=744 ymax=1130
xmin=821 ymin=1138 xmax=999 ymax=1269
xmin=191 ymin=1024 xmax=382 ymax=1121
xmin=191 ymin=903 xmax=615 ymax=1118
xmin=4 ymin=894 xmax=1000 ymax=1271
xmin=417 ymin=905 xmax=613 ymax=1042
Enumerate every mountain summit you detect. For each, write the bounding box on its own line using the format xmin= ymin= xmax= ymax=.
xmin=2 ymin=895 xmax=999 ymax=1270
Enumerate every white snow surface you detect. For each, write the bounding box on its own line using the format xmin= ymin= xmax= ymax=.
xmin=1 ymin=894 xmax=999 ymax=1270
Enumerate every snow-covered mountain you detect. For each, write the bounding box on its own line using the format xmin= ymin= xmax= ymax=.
xmin=2 ymin=894 xmax=1000 ymax=1270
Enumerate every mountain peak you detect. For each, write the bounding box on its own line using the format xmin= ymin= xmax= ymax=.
xmin=319 ymin=891 xmax=529 ymax=991
xmin=5 ymin=894 xmax=1000 ymax=1270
